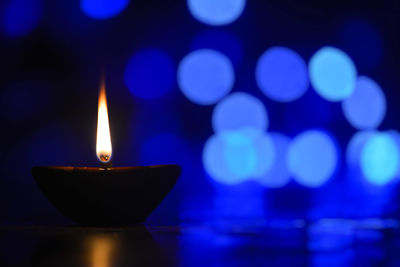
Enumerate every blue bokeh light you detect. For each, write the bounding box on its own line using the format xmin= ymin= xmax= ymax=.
xmin=222 ymin=131 xmax=258 ymax=179
xmin=361 ymin=133 xmax=399 ymax=186
xmin=388 ymin=130 xmax=400 ymax=177
xmin=203 ymin=130 xmax=274 ymax=185
xmin=178 ymin=49 xmax=234 ymax=105
xmin=125 ymin=48 xmax=175 ymax=99
xmin=388 ymin=130 xmax=400 ymax=147
xmin=346 ymin=130 xmax=376 ymax=168
xmin=256 ymin=132 xmax=291 ymax=188
xmin=251 ymin=133 xmax=275 ymax=178
xmin=288 ymin=130 xmax=338 ymax=187
xmin=203 ymin=132 xmax=256 ymax=185
xmin=256 ymin=47 xmax=309 ymax=102
xmin=342 ymin=76 xmax=386 ymax=130
xmin=187 ymin=0 xmax=246 ymax=26
xmin=212 ymin=92 xmax=268 ymax=133
xmin=81 ymin=0 xmax=129 ymax=19
xmin=309 ymin=46 xmax=357 ymax=102
xmin=2 ymin=0 xmax=43 ymax=37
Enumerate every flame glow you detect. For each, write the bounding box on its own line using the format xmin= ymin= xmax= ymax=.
xmin=96 ymin=79 xmax=112 ymax=163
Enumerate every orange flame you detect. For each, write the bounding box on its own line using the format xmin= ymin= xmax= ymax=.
xmin=96 ymin=78 xmax=112 ymax=164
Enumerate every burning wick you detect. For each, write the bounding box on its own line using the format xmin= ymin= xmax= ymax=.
xmin=96 ymin=78 xmax=112 ymax=168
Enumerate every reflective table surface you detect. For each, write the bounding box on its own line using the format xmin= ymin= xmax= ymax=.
xmin=1 ymin=219 xmax=400 ymax=266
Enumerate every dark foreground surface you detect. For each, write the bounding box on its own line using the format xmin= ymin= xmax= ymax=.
xmin=1 ymin=219 xmax=400 ymax=266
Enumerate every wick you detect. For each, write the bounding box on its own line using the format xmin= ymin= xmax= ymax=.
xmin=99 ymin=154 xmax=112 ymax=169
xmin=100 ymin=160 xmax=112 ymax=169
xmin=99 ymin=153 xmax=112 ymax=169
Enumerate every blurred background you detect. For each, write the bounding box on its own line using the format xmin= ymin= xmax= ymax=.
xmin=1 ymin=0 xmax=400 ymax=229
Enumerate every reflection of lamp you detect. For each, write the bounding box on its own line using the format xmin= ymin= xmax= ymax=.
xmin=29 ymin=226 xmax=173 ymax=266
xmin=31 ymin=78 xmax=181 ymax=226
xmin=88 ymin=235 xmax=117 ymax=267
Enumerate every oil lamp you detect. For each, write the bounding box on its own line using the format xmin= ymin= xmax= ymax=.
xmin=31 ymin=79 xmax=181 ymax=227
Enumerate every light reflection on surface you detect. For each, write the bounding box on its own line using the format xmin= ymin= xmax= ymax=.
xmin=1 ymin=222 xmax=400 ymax=266
xmin=87 ymin=235 xmax=117 ymax=267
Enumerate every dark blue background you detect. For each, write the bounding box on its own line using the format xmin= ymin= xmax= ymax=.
xmin=1 ymin=0 xmax=400 ymax=226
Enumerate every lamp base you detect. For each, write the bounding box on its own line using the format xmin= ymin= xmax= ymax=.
xmin=31 ymin=165 xmax=181 ymax=227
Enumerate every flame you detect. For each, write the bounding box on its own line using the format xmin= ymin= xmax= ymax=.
xmin=96 ymin=79 xmax=112 ymax=164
